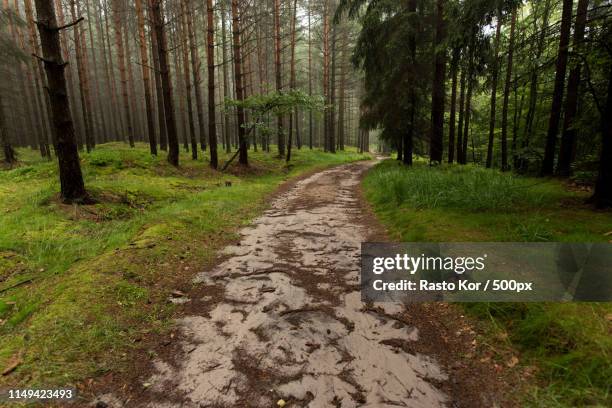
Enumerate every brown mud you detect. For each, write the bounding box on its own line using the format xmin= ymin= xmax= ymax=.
xmin=91 ymin=161 xmax=522 ymax=408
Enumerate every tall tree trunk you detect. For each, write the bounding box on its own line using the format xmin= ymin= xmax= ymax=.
xmin=273 ymin=0 xmax=284 ymax=156
xmin=170 ymin=12 xmax=188 ymax=153
xmin=558 ymin=0 xmax=589 ymax=177
xmin=287 ymin=0 xmax=298 ymax=162
xmin=80 ymin=0 xmax=98 ymax=147
xmin=486 ymin=10 xmax=502 ymax=168
xmin=179 ymin=0 xmax=197 ymax=159
xmin=591 ymin=64 xmax=612 ymax=208
xmin=24 ymin=0 xmax=53 ymax=153
xmin=2 ymin=0 xmax=25 ymax=150
xmin=500 ymin=7 xmax=517 ymax=171
xmin=55 ymin=0 xmax=81 ymax=145
xmin=205 ymin=0 xmax=218 ymax=168
xmin=84 ymin=0 xmax=105 ymax=144
xmin=112 ymin=0 xmax=134 ymax=147
xmin=462 ymin=57 xmax=474 ymax=164
xmin=403 ymin=0 xmax=417 ymax=166
xmin=231 ymin=0 xmax=248 ymax=165
xmin=308 ymin=1 xmax=313 ymax=150
xmin=70 ymin=0 xmax=94 ymax=152
xmin=33 ymin=0 xmax=87 ymax=202
xmin=0 ymin=95 xmax=17 ymax=165
xmin=520 ymin=0 xmax=551 ymax=169
xmin=456 ymin=65 xmax=466 ymax=162
xmin=430 ymin=0 xmax=446 ymax=164
xmin=185 ymin=0 xmax=207 ymax=154
xmin=125 ymin=17 xmax=142 ymax=143
xmin=512 ymin=75 xmax=525 ymax=167
xmin=542 ymin=0 xmax=573 ymax=176
xmin=78 ymin=0 xmax=97 ymax=145
xmin=94 ymin=0 xmax=117 ymax=143
xmin=329 ymin=21 xmax=337 ymax=154
xmin=150 ymin=0 xmax=179 ymax=165
xmin=338 ymin=25 xmax=347 ymax=151
xmin=448 ymin=48 xmax=459 ymax=163
xmin=102 ymin=0 xmax=124 ymax=140
xmin=323 ymin=1 xmax=330 ymax=151
xmin=9 ymin=0 xmax=43 ymax=156
xmin=221 ymin=0 xmax=232 ymax=153
xmin=148 ymin=3 xmax=167 ymax=151
xmin=135 ymin=0 xmax=157 ymax=155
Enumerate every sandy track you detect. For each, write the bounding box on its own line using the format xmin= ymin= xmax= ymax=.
xmin=131 ymin=161 xmax=449 ymax=407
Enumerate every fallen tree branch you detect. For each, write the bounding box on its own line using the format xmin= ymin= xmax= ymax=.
xmin=0 ymin=278 xmax=34 ymax=294
xmin=221 ymin=148 xmax=242 ymax=171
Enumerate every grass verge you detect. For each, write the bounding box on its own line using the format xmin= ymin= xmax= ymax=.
xmin=362 ymin=159 xmax=612 ymax=407
xmin=0 ymin=143 xmax=370 ymax=388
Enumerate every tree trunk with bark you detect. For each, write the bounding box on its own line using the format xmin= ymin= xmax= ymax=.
xmin=101 ymin=0 xmax=124 ymax=140
xmin=70 ymin=0 xmax=94 ymax=152
xmin=185 ymin=0 xmax=207 ymax=154
xmin=403 ymin=0 xmax=417 ymax=166
xmin=179 ymin=0 xmax=197 ymax=159
xmin=430 ymin=0 xmax=446 ymax=164
xmin=150 ymin=0 xmax=179 ymax=165
xmin=558 ymin=0 xmax=589 ymax=177
xmin=338 ymin=25 xmax=347 ymax=151
xmin=221 ymin=0 xmax=231 ymax=153
xmin=323 ymin=1 xmax=330 ymax=151
xmin=84 ymin=0 xmax=106 ymax=143
xmin=591 ymin=65 xmax=612 ymax=208
xmin=500 ymin=7 xmax=517 ymax=171
xmin=273 ymin=0 xmax=284 ymax=157
xmin=0 ymin=95 xmax=17 ymax=165
xmin=205 ymin=0 xmax=218 ymax=168
xmin=287 ymin=0 xmax=298 ymax=162
xmin=231 ymin=0 xmax=248 ymax=165
xmin=462 ymin=53 xmax=474 ymax=164
xmin=9 ymin=0 xmax=44 ymax=156
xmin=448 ymin=48 xmax=459 ymax=163
xmin=24 ymin=0 xmax=53 ymax=152
xmin=329 ymin=20 xmax=337 ymax=154
xmin=486 ymin=11 xmax=502 ymax=168
xmin=456 ymin=63 xmax=466 ymax=162
xmin=135 ymin=0 xmax=157 ymax=155
xmin=112 ymin=0 xmax=134 ymax=147
xmin=33 ymin=0 xmax=87 ymax=202
xmin=308 ymin=1 xmax=313 ymax=150
xmin=148 ymin=2 xmax=167 ymax=151
xmin=542 ymin=0 xmax=573 ymax=176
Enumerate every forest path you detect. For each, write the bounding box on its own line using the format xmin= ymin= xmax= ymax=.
xmin=133 ymin=160 xmax=450 ymax=408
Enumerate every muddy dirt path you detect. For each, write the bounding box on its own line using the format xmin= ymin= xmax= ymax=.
xmin=117 ymin=160 xmax=450 ymax=408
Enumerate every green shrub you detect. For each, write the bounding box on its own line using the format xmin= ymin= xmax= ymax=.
xmin=364 ymin=160 xmax=563 ymax=211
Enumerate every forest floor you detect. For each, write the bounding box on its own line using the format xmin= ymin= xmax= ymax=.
xmin=363 ymin=159 xmax=612 ymax=407
xmin=2 ymin=148 xmax=606 ymax=407
xmin=0 ymin=144 xmax=369 ymax=400
xmin=91 ymin=159 xmax=522 ymax=408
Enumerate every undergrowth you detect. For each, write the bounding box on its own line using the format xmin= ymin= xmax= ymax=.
xmin=0 ymin=143 xmax=369 ymax=388
xmin=363 ymin=159 xmax=612 ymax=407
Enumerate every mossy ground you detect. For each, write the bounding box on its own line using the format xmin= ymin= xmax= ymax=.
xmin=363 ymin=159 xmax=612 ymax=407
xmin=0 ymin=143 xmax=370 ymax=388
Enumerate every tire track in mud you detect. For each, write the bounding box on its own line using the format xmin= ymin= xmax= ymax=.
xmin=143 ymin=161 xmax=449 ymax=407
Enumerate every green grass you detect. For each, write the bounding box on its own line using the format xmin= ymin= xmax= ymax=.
xmin=363 ymin=159 xmax=612 ymax=407
xmin=0 ymin=143 xmax=370 ymax=388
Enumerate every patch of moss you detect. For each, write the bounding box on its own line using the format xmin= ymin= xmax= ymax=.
xmin=0 ymin=143 xmax=370 ymax=387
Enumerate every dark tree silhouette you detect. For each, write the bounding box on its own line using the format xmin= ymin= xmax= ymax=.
xmin=33 ymin=0 xmax=87 ymax=202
